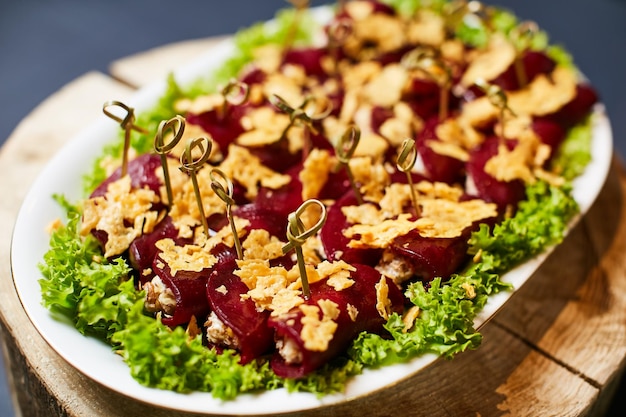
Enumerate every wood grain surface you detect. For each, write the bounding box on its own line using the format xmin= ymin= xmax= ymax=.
xmin=0 ymin=37 xmax=624 ymax=417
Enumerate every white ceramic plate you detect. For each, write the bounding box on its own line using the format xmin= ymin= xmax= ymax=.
xmin=10 ymin=6 xmax=613 ymax=415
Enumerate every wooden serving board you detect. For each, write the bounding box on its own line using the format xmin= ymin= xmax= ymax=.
xmin=1 ymin=37 xmax=625 ymax=417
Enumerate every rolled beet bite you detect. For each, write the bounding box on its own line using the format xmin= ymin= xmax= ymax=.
xmin=320 ymin=191 xmax=383 ymax=267
xmin=129 ymin=216 xmax=191 ymax=284
xmin=83 ymin=153 xmax=166 ymax=259
xmin=414 ymin=116 xmax=466 ymax=184
xmin=465 ymin=137 xmax=526 ymax=213
xmin=384 ymin=229 xmax=471 ymax=286
xmin=205 ymin=259 xmax=274 ymax=364
xmin=90 ymin=153 xmax=164 ymax=200
xmin=147 ymin=241 xmax=236 ymax=328
xmin=204 ymin=218 xmax=298 ymax=363
xmin=268 ymin=263 xmax=404 ymax=379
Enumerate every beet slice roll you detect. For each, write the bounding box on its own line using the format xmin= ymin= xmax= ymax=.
xmin=542 ymin=83 xmax=599 ymax=130
xmin=415 ymin=116 xmax=466 ymax=184
xmin=128 ymin=216 xmax=191 ymax=284
xmin=205 ymin=260 xmax=274 ymax=364
xmin=90 ymin=153 xmax=164 ymax=201
xmin=87 ymin=153 xmax=167 ymax=252
xmin=320 ymin=191 xmax=383 ymax=267
xmin=465 ymin=136 xmax=526 ymax=213
xmin=282 ymin=47 xmax=329 ymax=80
xmin=492 ymin=50 xmax=556 ymax=91
xmin=268 ymin=263 xmax=404 ymax=378
xmin=148 ymin=243 xmax=236 ymax=328
xmin=385 ymin=229 xmax=471 ymax=286
xmin=185 ymin=106 xmax=247 ymax=158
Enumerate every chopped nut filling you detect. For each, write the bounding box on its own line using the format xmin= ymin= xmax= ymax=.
xmin=205 ymin=311 xmax=240 ymax=349
xmin=143 ymin=276 xmax=176 ymax=316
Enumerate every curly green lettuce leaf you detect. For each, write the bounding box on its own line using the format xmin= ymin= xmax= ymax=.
xmin=455 ymin=8 xmax=518 ymax=48
xmin=546 ymin=44 xmax=575 ymax=69
xmin=552 ymin=116 xmax=594 ymax=181
xmin=38 ymin=197 xmax=136 ymax=340
xmin=468 ymin=181 xmax=579 ymax=273
xmin=382 ymin=0 xmax=448 ymax=15
xmin=110 ymin=298 xmax=278 ymax=398
xmin=349 ymin=266 xmax=504 ymax=366
xmin=282 ymin=358 xmax=363 ymax=396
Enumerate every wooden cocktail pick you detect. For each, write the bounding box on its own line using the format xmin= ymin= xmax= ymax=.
xmin=326 ymin=17 xmax=352 ymax=75
xmin=210 ymin=168 xmax=243 ymax=260
xmin=154 ymin=115 xmax=185 ymax=207
xmin=396 ymin=138 xmax=421 ymax=217
xmin=270 ymin=93 xmax=333 ymax=158
xmin=284 ymin=0 xmax=310 ymax=53
xmin=334 ymin=124 xmax=363 ymax=205
xmin=509 ymin=21 xmax=540 ymax=88
xmin=282 ymin=199 xmax=327 ymax=299
xmin=401 ymin=47 xmax=452 ymax=122
xmin=218 ymin=79 xmax=249 ymax=120
xmin=443 ymin=1 xmax=493 ymax=35
xmin=475 ymin=79 xmax=516 ymax=143
xmin=102 ymin=100 xmax=148 ymax=177
xmin=179 ymin=137 xmax=213 ymax=238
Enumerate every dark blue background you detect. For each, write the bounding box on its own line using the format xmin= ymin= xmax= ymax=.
xmin=1 ymin=1 xmax=625 ymax=416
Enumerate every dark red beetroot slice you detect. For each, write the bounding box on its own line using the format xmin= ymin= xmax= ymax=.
xmin=247 ymin=137 xmax=302 ymax=173
xmin=308 ymin=129 xmax=336 ymax=154
xmin=320 ymin=191 xmax=383 ymax=267
xmin=152 ymin=243 xmax=237 ymax=328
xmin=206 ymin=259 xmax=274 ymax=364
xmin=458 ymin=51 xmax=556 ymax=103
xmin=404 ymin=78 xmax=440 ymax=120
xmin=416 ymin=117 xmax=466 ymax=184
xmin=531 ymin=118 xmax=566 ymax=161
xmin=522 ymin=50 xmax=557 ymax=83
xmin=376 ymin=44 xmax=415 ymax=67
xmin=256 ymin=165 xmax=303 ymax=219
xmin=256 ymin=156 xmax=353 ymax=216
xmin=129 ymin=216 xmax=192 ymax=284
xmin=151 ymin=258 xmax=211 ymax=328
xmin=282 ymin=47 xmax=328 ymax=79
xmin=465 ymin=136 xmax=526 ymax=212
xmin=268 ymin=263 xmax=404 ymax=378
xmin=492 ymin=50 xmax=556 ymax=91
xmin=543 ymin=83 xmax=599 ymax=130
xmin=185 ymin=107 xmax=247 ymax=156
xmin=326 ymin=89 xmax=345 ymax=119
xmin=90 ymin=153 xmax=164 ymax=199
xmin=237 ymin=203 xmax=290 ymax=240
xmin=389 ymin=229 xmax=470 ymax=284
xmin=318 ymin=167 xmax=352 ymax=202
xmin=371 ymin=106 xmax=394 ymax=134
xmin=88 ymin=153 xmax=166 ymax=252
xmin=389 ymin=168 xmax=428 ymax=185
xmin=239 ymin=66 xmax=267 ymax=87
xmin=209 ymin=204 xmax=296 ymax=269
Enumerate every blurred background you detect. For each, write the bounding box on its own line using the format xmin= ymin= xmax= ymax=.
xmin=1 ymin=0 xmax=625 ymax=416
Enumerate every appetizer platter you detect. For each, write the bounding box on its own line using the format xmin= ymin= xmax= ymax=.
xmin=11 ymin=0 xmax=612 ymax=414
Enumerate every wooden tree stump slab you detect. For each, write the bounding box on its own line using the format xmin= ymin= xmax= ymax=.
xmin=0 ymin=37 xmax=624 ymax=417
